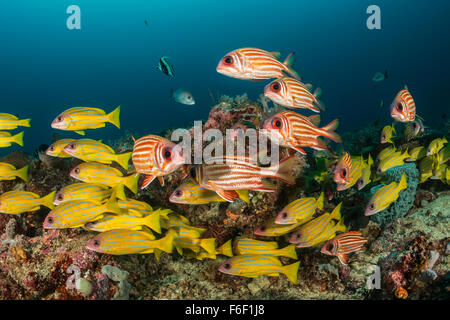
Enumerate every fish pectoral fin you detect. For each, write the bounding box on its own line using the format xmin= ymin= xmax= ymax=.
xmin=292 ymin=145 xmax=307 ymax=154
xmin=141 ymin=175 xmax=156 ymax=189
xmin=337 ymin=254 xmax=349 ymax=265
xmin=75 ymin=130 xmax=85 ymax=135
xmin=157 ymin=176 xmax=165 ymax=186
xmin=215 ymin=189 xmax=240 ymax=202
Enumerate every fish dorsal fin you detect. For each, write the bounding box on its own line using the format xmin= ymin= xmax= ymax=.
xmin=270 ymin=51 xmax=282 ymax=59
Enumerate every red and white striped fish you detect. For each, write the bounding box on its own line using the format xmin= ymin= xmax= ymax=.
xmin=132 ymin=134 xmax=185 ymax=189
xmin=264 ymin=77 xmax=324 ymax=113
xmin=261 ymin=110 xmax=341 ymax=155
xmin=333 ymin=152 xmax=353 ymax=185
xmin=390 ymin=85 xmax=416 ymax=122
xmin=320 ymin=231 xmax=368 ymax=265
xmin=216 ymin=47 xmax=300 ymax=81
xmin=192 ymin=154 xmax=296 ymax=202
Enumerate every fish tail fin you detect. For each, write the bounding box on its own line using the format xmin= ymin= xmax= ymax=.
xmin=19 ymin=118 xmax=31 ymax=127
xmin=281 ymin=261 xmax=300 ymax=284
xmin=217 ymin=239 xmax=233 ymax=257
xmin=122 ymin=174 xmax=139 ymax=194
xmin=330 ymin=202 xmax=342 ymax=220
xmin=12 ymin=131 xmax=24 ymax=147
xmin=313 ymin=88 xmax=325 ymax=111
xmin=116 ymin=152 xmax=132 ymax=170
xmin=145 ymin=211 xmax=162 ymax=234
xmin=279 ymin=244 xmax=298 ymax=260
xmin=111 ymin=184 xmax=126 ymax=201
xmin=321 ymin=119 xmax=342 ymax=143
xmin=270 ymin=154 xmax=297 ymax=185
xmin=157 ymin=229 xmax=176 ymax=254
xmin=398 ymin=173 xmax=407 ymax=191
xmin=367 ymin=154 xmax=374 ymax=167
xmin=236 ymin=190 xmax=250 ymax=204
xmin=108 ymin=105 xmax=121 ymax=129
xmin=316 ymin=192 xmax=324 ymax=210
xmin=335 ymin=217 xmax=347 ymax=233
xmin=283 ymin=52 xmax=301 ymax=80
xmin=41 ymin=191 xmax=56 ymax=209
xmin=105 ymin=192 xmax=122 ymax=214
xmin=200 ymin=238 xmax=216 ymax=255
xmin=15 ymin=165 xmax=29 ymax=182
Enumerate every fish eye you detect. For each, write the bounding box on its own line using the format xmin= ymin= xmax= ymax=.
xmin=369 ymin=203 xmax=375 ymax=210
xmin=74 ymin=168 xmax=80 ymax=174
xmin=340 ymin=169 xmax=347 ymax=178
xmin=69 ymin=143 xmax=76 ymax=149
xmin=223 ymin=55 xmax=233 ymax=65
xmin=327 ymin=243 xmax=334 ymax=251
xmin=175 ymin=190 xmax=182 ymax=197
xmin=162 ymin=147 xmax=172 ymax=160
xmin=259 ymin=225 xmax=266 ymax=231
xmin=49 ymin=145 xmax=54 ymax=151
xmin=47 ymin=216 xmax=54 ymax=224
xmin=396 ymin=103 xmax=403 ymax=112
xmin=296 ymin=234 xmax=300 ymax=239
xmin=57 ymin=115 xmax=63 ymax=122
xmin=224 ymin=263 xmax=231 ymax=270
xmin=272 ymin=118 xmax=282 ymax=129
xmin=93 ymin=239 xmax=100 ymax=247
xmin=190 ymin=167 xmax=197 ymax=179
xmin=57 ymin=194 xmax=63 ymax=201
xmin=271 ymin=82 xmax=281 ymax=92
xmin=282 ymin=212 xmax=288 ymax=219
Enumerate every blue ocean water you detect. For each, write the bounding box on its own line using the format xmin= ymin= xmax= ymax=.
xmin=0 ymin=0 xmax=449 ymax=156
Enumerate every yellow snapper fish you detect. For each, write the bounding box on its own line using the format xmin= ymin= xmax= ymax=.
xmin=431 ymin=163 xmax=447 ymax=183
xmin=173 ymin=226 xmax=216 ymax=255
xmin=70 ymin=162 xmax=139 ymax=194
xmin=419 ymin=155 xmax=438 ymax=183
xmin=275 ymin=192 xmax=324 ymax=224
xmin=376 ymin=145 xmax=396 ymax=163
xmin=63 ymin=139 xmax=132 ymax=170
xmin=86 ymin=228 xmax=176 ymax=256
xmin=54 ymin=183 xmax=126 ymax=205
xmin=117 ymin=198 xmax=154 ymax=214
xmin=437 ymin=144 xmax=450 ymax=165
xmin=427 ymin=137 xmax=447 ymax=156
xmin=0 ymin=190 xmax=56 ymax=214
xmin=43 ymin=195 xmax=122 ymax=229
xmin=376 ymin=149 xmax=409 ymax=175
xmin=357 ymin=154 xmax=373 ymax=190
xmin=233 ymin=238 xmax=298 ymax=259
xmin=218 ymin=254 xmax=300 ymax=284
xmin=254 ymin=218 xmax=304 ymax=237
xmin=0 ymin=163 xmax=28 ymax=182
xmin=364 ymin=173 xmax=407 ymax=216
xmin=51 ymin=106 xmax=121 ymax=135
xmin=160 ymin=212 xmax=207 ymax=235
xmin=84 ymin=208 xmax=171 ymax=234
xmin=337 ymin=156 xmax=365 ymax=191
xmin=0 ymin=131 xmax=24 ymax=147
xmin=185 ymin=239 xmax=234 ymax=261
xmin=406 ymin=146 xmax=426 ymax=162
xmin=381 ymin=123 xmax=396 ymax=144
xmin=169 ymin=179 xmax=249 ymax=204
xmin=45 ymin=138 xmax=76 ymax=158
xmin=289 ymin=203 xmax=345 ymax=247
xmin=0 ymin=113 xmax=31 ymax=130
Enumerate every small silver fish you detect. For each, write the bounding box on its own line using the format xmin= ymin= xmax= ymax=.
xmin=372 ymin=70 xmax=388 ymax=82
xmin=171 ymin=88 xmax=195 ymax=105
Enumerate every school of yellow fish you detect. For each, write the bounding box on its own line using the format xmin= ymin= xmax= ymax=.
xmin=0 ymin=47 xmax=448 ymax=285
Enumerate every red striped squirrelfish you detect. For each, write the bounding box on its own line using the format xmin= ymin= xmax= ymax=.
xmin=264 ymin=77 xmax=324 ymax=112
xmin=216 ymin=47 xmax=300 ymax=81
xmin=132 ymin=134 xmax=185 ymax=189
xmin=262 ymin=110 xmax=341 ymax=155
xmin=191 ymin=154 xmax=296 ymax=202
xmin=333 ymin=152 xmax=353 ymax=185
xmin=320 ymin=231 xmax=368 ymax=265
xmin=390 ymin=86 xmax=416 ymax=122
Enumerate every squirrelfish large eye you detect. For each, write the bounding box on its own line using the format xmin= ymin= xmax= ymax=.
xmin=340 ymin=169 xmax=347 ymax=178
xmin=223 ymin=55 xmax=233 ymax=65
xmin=396 ymin=102 xmax=403 ymax=112
xmin=327 ymin=243 xmax=334 ymax=251
xmin=272 ymin=118 xmax=282 ymax=129
xmin=271 ymin=82 xmax=281 ymax=92
xmin=162 ymin=147 xmax=172 ymax=160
